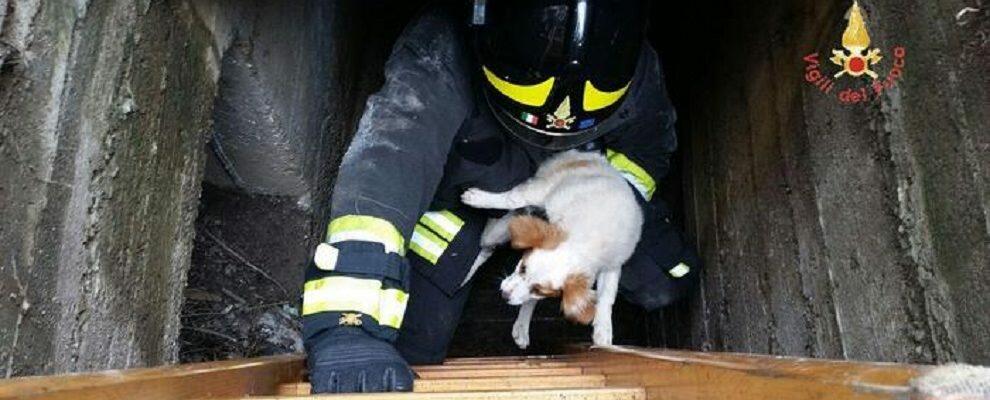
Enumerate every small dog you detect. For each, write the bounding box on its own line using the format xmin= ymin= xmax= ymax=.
xmin=461 ymin=150 xmax=643 ymax=348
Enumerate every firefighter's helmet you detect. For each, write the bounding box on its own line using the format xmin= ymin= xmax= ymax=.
xmin=474 ymin=0 xmax=648 ymax=150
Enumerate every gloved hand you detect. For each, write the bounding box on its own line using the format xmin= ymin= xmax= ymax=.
xmin=307 ymin=326 xmax=415 ymax=393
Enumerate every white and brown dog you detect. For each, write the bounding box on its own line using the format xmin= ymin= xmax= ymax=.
xmin=461 ymin=149 xmax=643 ymax=348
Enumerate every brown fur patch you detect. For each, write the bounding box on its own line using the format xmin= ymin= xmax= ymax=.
xmin=530 ymin=283 xmax=561 ymax=297
xmin=561 ymin=274 xmax=595 ymax=325
xmin=509 ymin=215 xmax=567 ymax=250
xmin=555 ymin=160 xmax=593 ymax=172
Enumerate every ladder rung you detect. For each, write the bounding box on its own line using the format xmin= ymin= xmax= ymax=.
xmin=419 ymin=361 xmax=574 ymax=370
xmin=254 ymin=387 xmax=646 ymax=400
xmin=418 ymin=375 xmax=605 ymax=392
xmin=278 ymin=375 xmax=606 ymax=395
xmin=415 ymin=366 xmax=585 ymax=379
xmin=442 ymin=356 xmax=561 ymax=364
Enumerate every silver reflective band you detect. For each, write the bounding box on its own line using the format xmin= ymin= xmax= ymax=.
xmin=313 ymin=243 xmax=339 ymax=271
xmin=669 ymin=263 xmax=691 ymax=278
xmin=409 ymin=225 xmax=446 ymax=264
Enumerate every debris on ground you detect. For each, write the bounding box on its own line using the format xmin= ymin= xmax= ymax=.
xmin=179 ymin=219 xmax=302 ymax=363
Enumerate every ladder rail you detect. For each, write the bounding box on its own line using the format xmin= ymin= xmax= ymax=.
xmin=572 ymin=346 xmax=929 ymax=400
xmin=0 ymin=354 xmax=305 ymax=400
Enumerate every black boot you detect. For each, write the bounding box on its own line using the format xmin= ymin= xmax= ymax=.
xmin=307 ymin=327 xmax=414 ymax=393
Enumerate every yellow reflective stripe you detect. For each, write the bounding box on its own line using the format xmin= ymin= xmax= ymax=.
xmin=419 ymin=211 xmax=464 ymax=241
xmin=583 ymin=80 xmax=631 ymax=111
xmin=437 ymin=210 xmax=464 ymax=228
xmin=409 ymin=225 xmax=446 ymax=264
xmin=606 ymin=149 xmax=656 ymax=201
xmin=327 ymin=215 xmax=405 ymax=256
xmin=302 ymin=276 xmax=409 ymax=329
xmin=482 ymin=66 xmax=555 ymax=107
xmin=380 ymin=288 xmax=409 ymax=328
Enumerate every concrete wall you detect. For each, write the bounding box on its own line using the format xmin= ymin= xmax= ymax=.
xmin=0 ymin=0 xmax=416 ymax=372
xmin=197 ymin=1 xmax=336 ymax=199
xmin=188 ymin=0 xmax=343 ymax=311
xmin=0 ymin=1 xmax=218 ymax=375
xmin=655 ymin=0 xmax=989 ymax=364
xmin=177 ymin=2 xmax=427 ymax=362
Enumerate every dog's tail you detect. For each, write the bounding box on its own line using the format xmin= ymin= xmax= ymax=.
xmin=508 ymin=215 xmax=566 ymax=250
xmin=562 ymin=275 xmax=595 ymax=325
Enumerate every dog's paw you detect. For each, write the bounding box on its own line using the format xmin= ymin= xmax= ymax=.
xmin=461 ymin=188 xmax=502 ymax=209
xmin=592 ymin=325 xmax=613 ymax=346
xmin=512 ymin=321 xmax=530 ymax=349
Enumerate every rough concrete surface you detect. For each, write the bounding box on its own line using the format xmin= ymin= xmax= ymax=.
xmin=653 ymin=0 xmax=989 ymax=364
xmin=180 ymin=1 xmax=347 ymax=361
xmin=197 ymin=1 xmax=334 ymax=198
xmin=178 ymin=1 xmax=424 ymax=362
xmin=0 ymin=1 xmax=219 ymax=375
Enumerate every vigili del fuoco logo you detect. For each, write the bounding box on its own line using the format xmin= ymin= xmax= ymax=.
xmin=802 ymin=1 xmax=906 ymax=104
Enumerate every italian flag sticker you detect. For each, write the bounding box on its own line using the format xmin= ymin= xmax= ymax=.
xmin=520 ymin=112 xmax=539 ymax=125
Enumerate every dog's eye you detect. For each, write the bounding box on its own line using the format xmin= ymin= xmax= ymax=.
xmin=519 ymin=263 xmax=526 ymax=274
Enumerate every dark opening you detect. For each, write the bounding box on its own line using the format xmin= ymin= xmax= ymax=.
xmin=178 ymin=1 xmax=710 ymax=361
xmin=447 ymin=2 xmax=722 ymax=356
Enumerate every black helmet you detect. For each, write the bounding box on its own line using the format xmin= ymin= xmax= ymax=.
xmin=474 ymin=0 xmax=648 ymax=150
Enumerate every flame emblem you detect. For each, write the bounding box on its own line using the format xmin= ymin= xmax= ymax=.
xmin=546 ymin=96 xmax=576 ymax=130
xmin=830 ymin=1 xmax=882 ymax=79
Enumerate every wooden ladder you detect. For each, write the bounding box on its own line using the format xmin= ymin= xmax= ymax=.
xmin=0 ymin=346 xmax=939 ymax=399
xmin=275 ymin=355 xmax=637 ymax=400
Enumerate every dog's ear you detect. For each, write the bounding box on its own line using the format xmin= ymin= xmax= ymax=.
xmin=561 ymin=274 xmax=595 ymax=325
xmin=509 ymin=216 xmax=566 ymax=250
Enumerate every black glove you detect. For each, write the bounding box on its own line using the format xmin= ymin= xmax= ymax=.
xmin=307 ymin=326 xmax=415 ymax=393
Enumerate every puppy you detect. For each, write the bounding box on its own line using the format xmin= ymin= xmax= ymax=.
xmin=461 ymin=150 xmax=643 ymax=348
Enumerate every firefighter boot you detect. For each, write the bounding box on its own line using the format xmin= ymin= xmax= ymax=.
xmin=307 ymin=327 xmax=414 ymax=393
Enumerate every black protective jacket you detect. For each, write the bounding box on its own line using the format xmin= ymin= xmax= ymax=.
xmin=302 ymin=8 xmax=679 ymax=343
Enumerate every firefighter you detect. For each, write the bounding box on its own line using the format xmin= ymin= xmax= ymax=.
xmin=303 ymin=0 xmax=701 ymax=393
